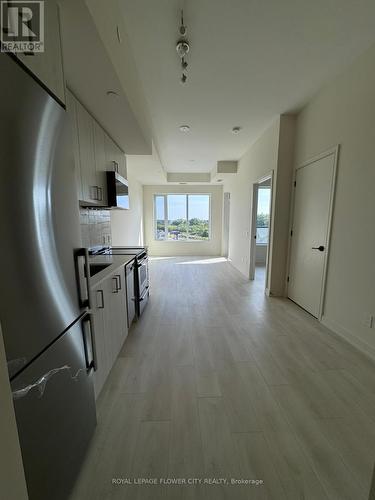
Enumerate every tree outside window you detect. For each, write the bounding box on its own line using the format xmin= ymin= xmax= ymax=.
xmin=256 ymin=187 xmax=271 ymax=244
xmin=154 ymin=194 xmax=210 ymax=241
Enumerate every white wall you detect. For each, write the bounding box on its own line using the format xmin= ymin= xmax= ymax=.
xmin=293 ymin=43 xmax=375 ymax=356
xmin=269 ymin=115 xmax=296 ymax=295
xmin=143 ymin=185 xmax=223 ymax=256
xmin=0 ymin=326 xmax=28 ymax=500
xmin=224 ymin=119 xmax=280 ymax=277
xmin=111 ymin=164 xmax=144 ymax=246
xmin=223 ymin=116 xmax=295 ymax=295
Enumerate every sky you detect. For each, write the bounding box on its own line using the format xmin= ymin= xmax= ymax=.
xmin=155 ymin=194 xmax=210 ymax=220
xmin=257 ymin=187 xmax=271 ymax=214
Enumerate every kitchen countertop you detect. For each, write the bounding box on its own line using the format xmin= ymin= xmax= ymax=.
xmin=88 ymin=254 xmax=137 ymax=288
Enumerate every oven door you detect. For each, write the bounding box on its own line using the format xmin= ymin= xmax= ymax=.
xmin=138 ymin=285 xmax=150 ymax=317
xmin=137 ymin=254 xmax=149 ymax=295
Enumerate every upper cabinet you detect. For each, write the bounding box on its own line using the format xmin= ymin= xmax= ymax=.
xmin=75 ymin=99 xmax=97 ymax=204
xmin=93 ymin=122 xmax=108 ymax=206
xmin=59 ymin=0 xmax=152 ymax=155
xmin=104 ymin=135 xmax=127 ymax=180
xmin=16 ymin=0 xmax=65 ymax=104
xmin=65 ymin=90 xmax=82 ymax=201
xmin=66 ymin=89 xmax=127 ymax=207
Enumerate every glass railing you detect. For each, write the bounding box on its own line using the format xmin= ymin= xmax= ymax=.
xmin=256 ymin=227 xmax=269 ymax=244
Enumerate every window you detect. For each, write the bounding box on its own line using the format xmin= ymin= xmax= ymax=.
xmin=256 ymin=187 xmax=271 ymax=244
xmin=154 ymin=194 xmax=210 ymax=241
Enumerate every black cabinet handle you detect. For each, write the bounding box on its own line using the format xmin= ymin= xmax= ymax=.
xmin=115 ymin=274 xmax=122 ymax=290
xmin=312 ymin=245 xmax=325 ymax=252
xmin=96 ymin=290 xmax=104 ymax=309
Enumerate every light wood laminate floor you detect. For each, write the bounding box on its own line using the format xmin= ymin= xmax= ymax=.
xmin=70 ymin=257 xmax=375 ymax=500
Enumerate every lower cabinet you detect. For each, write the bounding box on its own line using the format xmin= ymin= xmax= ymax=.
xmin=91 ymin=268 xmax=128 ymax=398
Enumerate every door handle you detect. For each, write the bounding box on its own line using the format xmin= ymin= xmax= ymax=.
xmin=112 ymin=277 xmax=119 ymax=293
xmin=96 ymin=290 xmax=104 ymax=309
xmin=312 ymin=245 xmax=325 ymax=252
xmin=115 ymin=274 xmax=122 ymax=290
xmin=75 ymin=248 xmax=91 ymax=309
xmin=82 ymin=314 xmax=97 ymax=371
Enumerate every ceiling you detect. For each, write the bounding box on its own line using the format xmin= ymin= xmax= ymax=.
xmin=60 ymin=0 xmax=152 ymax=155
xmin=116 ymin=0 xmax=375 ymax=174
xmin=127 ymin=142 xmax=167 ymax=185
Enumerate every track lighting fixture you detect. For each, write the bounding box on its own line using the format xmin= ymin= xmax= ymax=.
xmin=176 ymin=10 xmax=190 ymax=84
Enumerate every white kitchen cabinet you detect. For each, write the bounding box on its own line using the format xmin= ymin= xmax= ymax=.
xmin=67 ymin=91 xmax=126 ymax=206
xmin=93 ymin=121 xmax=108 ymax=206
xmin=16 ymin=0 xmax=65 ymax=104
xmin=92 ymin=268 xmax=128 ymax=399
xmin=66 ymin=89 xmax=83 ymax=201
xmin=76 ymin=100 xmax=98 ymax=205
xmin=104 ymin=133 xmax=117 ymax=175
xmin=107 ymin=271 xmax=127 ymax=362
xmin=117 ymin=147 xmax=127 ymax=180
xmin=104 ymin=133 xmax=127 ymax=179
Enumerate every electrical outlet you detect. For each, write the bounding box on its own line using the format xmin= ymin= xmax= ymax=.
xmin=363 ymin=314 xmax=374 ymax=328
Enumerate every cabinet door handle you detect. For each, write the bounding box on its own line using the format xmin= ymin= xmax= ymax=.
xmin=112 ymin=277 xmax=119 ymax=293
xmin=97 ymin=186 xmax=103 ymax=201
xmin=115 ymin=274 xmax=122 ymax=290
xmin=90 ymin=185 xmax=99 ymax=200
xmin=96 ymin=290 xmax=104 ymax=309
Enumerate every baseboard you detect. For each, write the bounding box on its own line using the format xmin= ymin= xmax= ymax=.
xmin=268 ymin=289 xmax=286 ymax=297
xmin=321 ymin=315 xmax=375 ymax=363
xmin=228 ymin=260 xmax=249 ymax=280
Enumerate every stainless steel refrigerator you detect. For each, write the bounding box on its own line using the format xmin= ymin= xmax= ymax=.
xmin=0 ymin=54 xmax=96 ymax=500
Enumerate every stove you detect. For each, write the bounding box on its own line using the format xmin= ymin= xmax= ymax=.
xmin=88 ymin=246 xmax=149 ymax=319
xmin=88 ymin=245 xmax=147 ymax=257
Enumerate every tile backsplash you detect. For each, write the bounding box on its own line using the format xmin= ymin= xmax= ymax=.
xmin=80 ymin=208 xmax=112 ymax=248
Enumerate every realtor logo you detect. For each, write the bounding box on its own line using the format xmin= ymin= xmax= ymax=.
xmin=1 ymin=1 xmax=44 ymax=53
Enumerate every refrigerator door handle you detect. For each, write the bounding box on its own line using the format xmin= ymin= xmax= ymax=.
xmin=82 ymin=313 xmax=97 ymax=372
xmin=75 ymin=248 xmax=91 ymax=309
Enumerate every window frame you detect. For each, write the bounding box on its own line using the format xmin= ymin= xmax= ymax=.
xmin=153 ymin=193 xmax=212 ymax=242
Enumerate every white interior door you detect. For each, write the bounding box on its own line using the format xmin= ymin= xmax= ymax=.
xmin=288 ymin=152 xmax=337 ymax=318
